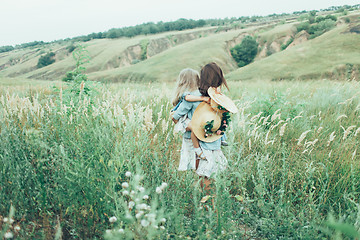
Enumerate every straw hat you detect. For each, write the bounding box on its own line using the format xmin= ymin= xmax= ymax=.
xmin=208 ymin=87 xmax=238 ymax=114
xmin=191 ymin=101 xmax=224 ymax=142
xmin=191 ymin=88 xmax=238 ymax=142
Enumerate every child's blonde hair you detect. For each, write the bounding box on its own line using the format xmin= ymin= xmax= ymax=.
xmin=172 ymin=68 xmax=200 ymax=106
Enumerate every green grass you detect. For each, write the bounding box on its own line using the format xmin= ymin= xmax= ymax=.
xmin=1 ymin=79 xmax=360 ymax=239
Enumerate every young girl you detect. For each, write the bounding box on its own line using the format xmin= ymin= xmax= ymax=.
xmin=171 ymin=68 xmax=210 ymax=170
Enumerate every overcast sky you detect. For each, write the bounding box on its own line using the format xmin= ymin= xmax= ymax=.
xmin=1 ymin=0 xmax=359 ymax=46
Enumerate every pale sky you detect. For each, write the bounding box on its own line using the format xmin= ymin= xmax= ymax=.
xmin=1 ymin=0 xmax=359 ymax=46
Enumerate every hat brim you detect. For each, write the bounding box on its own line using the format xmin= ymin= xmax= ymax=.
xmin=191 ymin=102 xmax=223 ymax=142
xmin=208 ymin=87 xmax=238 ymax=113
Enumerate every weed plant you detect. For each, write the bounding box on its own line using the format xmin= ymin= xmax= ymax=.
xmin=0 ymin=80 xmax=360 ymax=239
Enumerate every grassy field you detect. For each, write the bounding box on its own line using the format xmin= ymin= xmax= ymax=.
xmin=1 ymin=78 xmax=360 ymax=239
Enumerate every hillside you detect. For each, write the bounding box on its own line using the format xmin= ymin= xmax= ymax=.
xmin=1 ymin=9 xmax=360 ymax=83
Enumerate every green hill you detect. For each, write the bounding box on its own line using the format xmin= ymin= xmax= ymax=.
xmin=1 ymin=10 xmax=360 ymax=84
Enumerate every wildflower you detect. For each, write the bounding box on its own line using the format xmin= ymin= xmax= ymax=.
xmin=141 ymin=219 xmax=150 ymax=227
xmin=327 ymin=131 xmax=336 ymax=146
xmin=118 ymin=228 xmax=124 ymax=233
xmin=14 ymin=225 xmax=20 ymax=231
xmin=279 ymin=123 xmax=287 ymax=136
xmin=139 ymin=186 xmax=145 ymax=192
xmin=297 ymin=130 xmax=311 ymax=145
xmin=143 ymin=195 xmax=149 ymax=200
xmin=123 ymin=190 xmax=129 ymax=195
xmin=130 ymin=190 xmax=135 ymax=196
xmin=128 ymin=201 xmax=135 ymax=209
xmin=3 ymin=217 xmax=9 ymax=223
xmin=160 ymin=226 xmax=165 ymax=230
xmin=161 ymin=182 xmax=168 ymax=189
xmin=271 ymin=109 xmax=281 ymax=122
xmin=342 ymin=125 xmax=356 ymax=140
xmin=122 ymin=182 xmax=129 ymax=188
xmin=336 ymin=114 xmax=347 ymax=121
xmin=125 ymin=171 xmax=131 ymax=177
xmin=4 ymin=232 xmax=13 ymax=239
xmin=156 ymin=187 xmax=162 ymax=194
xmin=161 ymin=218 xmax=166 ymax=223
xmin=9 ymin=218 xmax=14 ymax=224
xmin=136 ymin=212 xmax=143 ymax=219
xmin=352 ymin=149 xmax=357 ymax=160
xmin=109 ymin=216 xmax=117 ymax=223
xmin=137 ymin=203 xmax=148 ymax=210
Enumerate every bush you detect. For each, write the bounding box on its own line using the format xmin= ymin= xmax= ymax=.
xmin=0 ymin=45 xmax=14 ymax=53
xmin=296 ymin=22 xmax=310 ymax=32
xmin=230 ymin=36 xmax=258 ymax=67
xmin=37 ymin=52 xmax=55 ymax=68
xmin=281 ymin=37 xmax=294 ymax=50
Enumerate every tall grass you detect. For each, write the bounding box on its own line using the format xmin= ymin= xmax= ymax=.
xmin=1 ymin=79 xmax=360 ymax=239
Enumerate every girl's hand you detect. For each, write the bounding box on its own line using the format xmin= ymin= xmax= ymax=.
xmin=202 ymin=96 xmax=211 ymax=104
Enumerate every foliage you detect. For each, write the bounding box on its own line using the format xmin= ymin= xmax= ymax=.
xmin=0 ymin=45 xmax=14 ymax=53
xmin=230 ymin=36 xmax=259 ymax=67
xmin=281 ymin=37 xmax=294 ymax=50
xmin=37 ymin=52 xmax=55 ymax=68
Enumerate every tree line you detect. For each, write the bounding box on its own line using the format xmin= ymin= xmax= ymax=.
xmin=1 ymin=4 xmax=359 ymax=54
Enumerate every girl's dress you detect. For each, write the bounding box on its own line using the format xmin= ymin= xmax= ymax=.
xmin=172 ymin=92 xmax=196 ymax=171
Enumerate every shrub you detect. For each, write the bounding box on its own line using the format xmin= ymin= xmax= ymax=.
xmin=230 ymin=36 xmax=258 ymax=67
xmin=37 ymin=52 xmax=55 ymax=68
xmin=281 ymin=37 xmax=294 ymax=50
xmin=296 ymin=22 xmax=310 ymax=32
xmin=0 ymin=45 xmax=14 ymax=53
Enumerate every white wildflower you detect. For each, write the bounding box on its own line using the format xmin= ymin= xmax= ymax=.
xmin=4 ymin=232 xmax=13 ymax=239
xmin=143 ymin=195 xmax=149 ymax=200
xmin=14 ymin=225 xmax=20 ymax=231
xmin=336 ymin=114 xmax=347 ymax=121
xmin=160 ymin=182 xmax=168 ymax=190
xmin=3 ymin=217 xmax=9 ymax=223
xmin=122 ymin=182 xmax=129 ymax=188
xmin=161 ymin=218 xmax=166 ymax=223
xmin=327 ymin=131 xmax=336 ymax=146
xmin=250 ymin=112 xmax=263 ymax=122
xmin=123 ymin=190 xmax=129 ymax=196
xmin=297 ymin=130 xmax=311 ymax=145
xmin=136 ymin=211 xmax=144 ymax=219
xmin=118 ymin=229 xmax=124 ymax=233
xmin=355 ymin=127 xmax=360 ymax=136
xmin=160 ymin=226 xmax=165 ymax=230
xmin=109 ymin=216 xmax=117 ymax=223
xmin=317 ymin=126 xmax=323 ymax=133
xmin=137 ymin=203 xmax=148 ymax=210
xmin=141 ymin=219 xmax=150 ymax=227
xmin=130 ymin=190 xmax=135 ymax=196
xmin=128 ymin=201 xmax=135 ymax=209
xmin=352 ymin=149 xmax=357 ymax=160
xmin=156 ymin=187 xmax=162 ymax=194
xmin=125 ymin=171 xmax=131 ymax=177
xmin=271 ymin=109 xmax=281 ymax=122
xmin=343 ymin=125 xmax=356 ymax=140
xmin=279 ymin=123 xmax=287 ymax=136
xmin=9 ymin=218 xmax=14 ymax=224
xmin=139 ymin=186 xmax=145 ymax=192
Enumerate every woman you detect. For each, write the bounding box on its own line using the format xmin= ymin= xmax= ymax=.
xmin=172 ymin=62 xmax=230 ymax=193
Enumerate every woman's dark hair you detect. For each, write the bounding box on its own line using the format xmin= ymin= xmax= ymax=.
xmin=199 ymin=62 xmax=229 ymax=96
